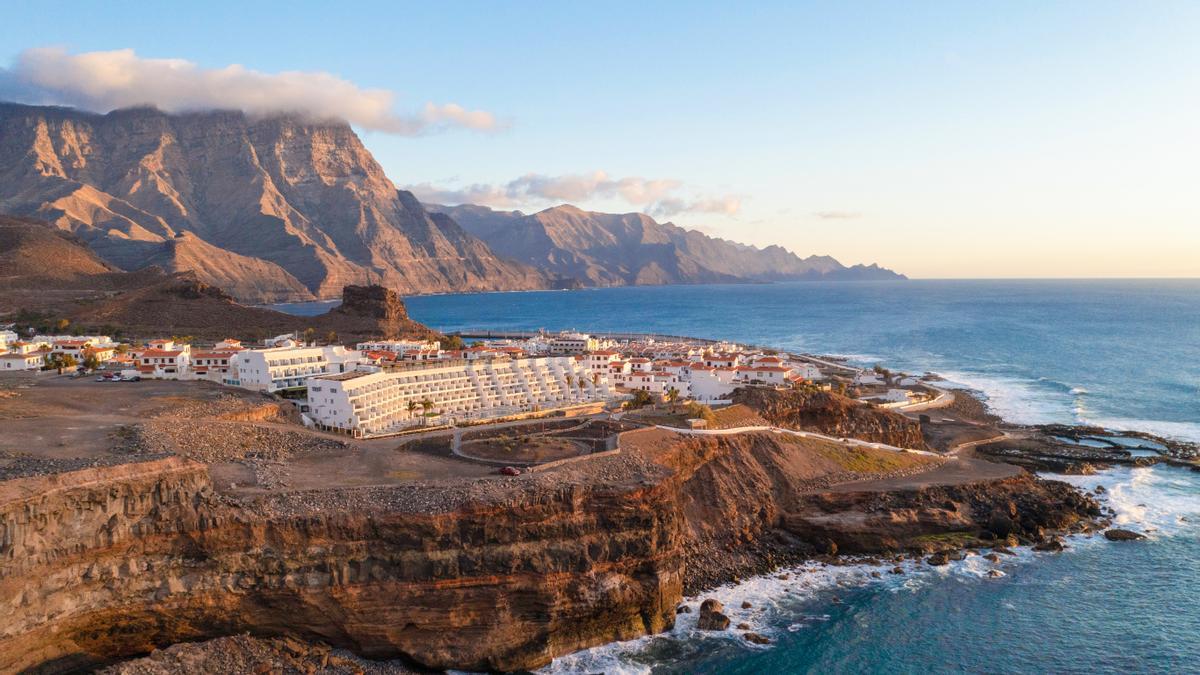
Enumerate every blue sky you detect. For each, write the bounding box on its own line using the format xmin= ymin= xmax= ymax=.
xmin=2 ymin=1 xmax=1197 ymax=277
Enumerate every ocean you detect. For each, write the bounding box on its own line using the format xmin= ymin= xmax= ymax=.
xmin=274 ymin=279 xmax=1200 ymax=673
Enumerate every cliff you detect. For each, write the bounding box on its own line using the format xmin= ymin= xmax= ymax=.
xmin=0 ymin=427 xmax=1097 ymax=672
xmin=0 ymin=102 xmax=553 ymax=302
xmin=431 ymin=203 xmax=907 ymax=286
xmin=731 ymin=387 xmax=929 ymax=449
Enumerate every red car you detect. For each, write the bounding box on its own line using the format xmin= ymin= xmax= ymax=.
xmin=498 ymin=466 xmax=522 ymax=476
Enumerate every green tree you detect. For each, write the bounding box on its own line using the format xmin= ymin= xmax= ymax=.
xmin=55 ymin=318 xmax=70 ymax=332
xmin=443 ymin=335 xmax=465 ymax=351
xmin=420 ymin=398 xmax=434 ymax=425
xmin=303 ymin=327 xmax=316 ymax=344
xmin=666 ymin=386 xmax=680 ymax=411
xmin=685 ymin=401 xmax=717 ymax=425
xmin=44 ymin=353 xmax=77 ymax=374
xmin=82 ymin=353 xmax=101 ymax=372
xmin=630 ymin=389 xmax=653 ymax=409
xmin=406 ymin=400 xmax=420 ymax=421
xmin=325 ymin=331 xmax=339 ymax=345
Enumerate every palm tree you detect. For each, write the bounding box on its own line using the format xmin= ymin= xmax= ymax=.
xmin=420 ymin=398 xmax=434 ymax=425
xmin=666 ymin=386 xmax=680 ymax=411
xmin=591 ymin=372 xmax=601 ymax=387
xmin=406 ymin=400 xmax=419 ymax=422
xmin=564 ymin=374 xmax=574 ymax=398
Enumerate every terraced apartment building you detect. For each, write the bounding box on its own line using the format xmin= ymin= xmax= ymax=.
xmin=305 ymin=355 xmax=615 ymax=437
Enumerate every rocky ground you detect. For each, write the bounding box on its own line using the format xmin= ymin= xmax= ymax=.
xmin=99 ymin=635 xmax=422 ymax=675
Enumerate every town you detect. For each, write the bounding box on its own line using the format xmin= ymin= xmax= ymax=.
xmin=0 ymin=325 xmax=939 ymax=439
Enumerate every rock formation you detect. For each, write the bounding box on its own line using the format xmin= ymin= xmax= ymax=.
xmin=0 ymin=428 xmax=1097 ymax=672
xmin=732 ymin=387 xmax=928 ymax=449
xmin=0 ymin=103 xmax=552 ymax=302
xmin=431 ymin=202 xmax=907 ymax=285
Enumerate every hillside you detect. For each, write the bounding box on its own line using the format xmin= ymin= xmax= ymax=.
xmin=66 ymin=277 xmax=436 ymax=342
xmin=0 ymin=102 xmax=553 ymax=302
xmin=432 ymin=203 xmax=906 ymax=286
xmin=0 ymin=215 xmax=118 ymax=283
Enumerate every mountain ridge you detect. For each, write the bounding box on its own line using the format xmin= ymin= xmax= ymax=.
xmin=430 ymin=202 xmax=906 ymax=286
xmin=0 ymin=102 xmax=552 ymax=302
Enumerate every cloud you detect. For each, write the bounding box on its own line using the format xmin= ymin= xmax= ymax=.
xmin=0 ymin=47 xmax=502 ymax=135
xmin=812 ymin=210 xmax=862 ymax=220
xmin=408 ymin=170 xmax=741 ymax=217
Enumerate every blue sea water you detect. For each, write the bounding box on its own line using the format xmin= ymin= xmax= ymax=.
xmin=275 ymin=280 xmax=1200 ymax=674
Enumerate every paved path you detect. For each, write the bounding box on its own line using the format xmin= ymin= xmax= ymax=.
xmin=656 ymin=423 xmax=946 ymax=457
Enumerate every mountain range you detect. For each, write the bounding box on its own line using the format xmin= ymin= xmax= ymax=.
xmin=432 ymin=203 xmax=905 ymax=286
xmin=0 ymin=101 xmax=902 ymax=303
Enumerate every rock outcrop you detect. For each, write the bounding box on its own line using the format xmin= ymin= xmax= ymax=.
xmin=0 ymin=103 xmax=553 ymax=302
xmin=63 ymin=277 xmax=435 ymax=342
xmin=732 ymin=387 xmax=928 ymax=449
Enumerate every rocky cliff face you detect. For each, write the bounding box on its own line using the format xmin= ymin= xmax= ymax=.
xmin=432 ymin=203 xmax=907 ymax=286
xmin=732 ymin=387 xmax=929 ymax=449
xmin=0 ymin=103 xmax=552 ymax=302
xmin=0 ymin=431 xmax=1095 ymax=672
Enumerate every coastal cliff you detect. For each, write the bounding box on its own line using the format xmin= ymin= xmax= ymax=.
xmin=0 ymin=428 xmax=1097 ymax=672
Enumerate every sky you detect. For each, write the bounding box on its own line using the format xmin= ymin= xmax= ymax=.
xmin=1 ymin=1 xmax=1197 ymax=279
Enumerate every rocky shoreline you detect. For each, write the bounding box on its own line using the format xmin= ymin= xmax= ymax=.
xmin=0 ymin=366 xmax=1162 ymax=673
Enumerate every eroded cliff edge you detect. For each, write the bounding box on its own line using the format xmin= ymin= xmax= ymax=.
xmin=0 ymin=429 xmax=1097 ymax=673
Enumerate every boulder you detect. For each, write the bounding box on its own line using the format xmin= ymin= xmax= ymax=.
xmin=1104 ymin=529 xmax=1146 ymax=542
xmin=697 ymin=599 xmax=730 ymax=631
xmin=676 ymin=604 xmax=692 ymax=614
xmin=926 ymin=553 xmax=950 ymax=566
xmin=1032 ymin=539 xmax=1065 ymax=552
xmin=743 ymin=632 xmax=771 ymax=645
xmin=890 ymin=566 xmax=905 ymax=575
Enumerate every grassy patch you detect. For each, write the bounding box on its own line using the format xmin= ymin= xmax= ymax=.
xmin=810 ymin=443 xmax=934 ymax=474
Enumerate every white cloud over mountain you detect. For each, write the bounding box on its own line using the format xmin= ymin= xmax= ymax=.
xmin=0 ymin=47 xmax=501 ymax=135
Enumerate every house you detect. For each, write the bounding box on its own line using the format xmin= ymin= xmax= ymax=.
xmin=735 ymin=365 xmax=794 ymax=386
xmin=191 ymin=349 xmax=242 ymax=380
xmin=138 ymin=345 xmax=191 ymax=378
xmin=0 ymin=352 xmax=44 ymax=370
xmin=689 ymin=365 xmax=737 ymax=402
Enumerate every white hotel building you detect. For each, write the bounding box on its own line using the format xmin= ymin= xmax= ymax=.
xmin=306 ymin=355 xmax=613 ymax=438
xmin=226 ymin=345 xmax=362 ymax=393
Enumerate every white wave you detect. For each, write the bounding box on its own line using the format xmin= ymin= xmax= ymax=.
xmin=1075 ymin=416 xmax=1200 ymax=444
xmin=933 ymin=369 xmax=1078 ymax=426
xmin=1053 ymin=465 xmax=1200 ymax=536
xmin=542 ymin=465 xmax=1200 ymax=674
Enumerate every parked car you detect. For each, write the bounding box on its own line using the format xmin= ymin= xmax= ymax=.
xmin=121 ymin=374 xmax=141 ymax=382
xmin=95 ymin=375 xmax=107 ymax=382
xmin=498 ymin=466 xmax=522 ymax=476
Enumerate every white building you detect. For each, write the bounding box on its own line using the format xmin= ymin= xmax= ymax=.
xmin=854 ymin=370 xmax=885 ymax=386
xmin=688 ymin=365 xmax=737 ymax=402
xmin=306 ymin=355 xmax=614 ymax=437
xmin=735 ymin=365 xmax=794 ymax=386
xmin=548 ymin=332 xmax=599 ymax=355
xmin=227 ymin=345 xmax=362 ymax=393
xmin=0 ymin=352 xmax=44 ymax=370
xmin=137 ymin=343 xmax=191 ymax=378
xmin=356 ymin=339 xmax=441 ymax=355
